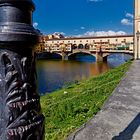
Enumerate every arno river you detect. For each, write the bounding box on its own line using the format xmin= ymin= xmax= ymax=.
xmin=36 ymin=54 xmax=132 ymax=95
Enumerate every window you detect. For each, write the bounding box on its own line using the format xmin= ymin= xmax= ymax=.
xmin=124 ymin=39 xmax=126 ymax=42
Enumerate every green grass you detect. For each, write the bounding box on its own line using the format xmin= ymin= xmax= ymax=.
xmin=41 ymin=61 xmax=132 ymax=140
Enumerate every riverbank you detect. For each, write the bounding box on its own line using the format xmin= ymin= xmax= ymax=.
xmin=40 ymin=61 xmax=132 ymax=140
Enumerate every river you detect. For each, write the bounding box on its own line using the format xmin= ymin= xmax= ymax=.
xmin=36 ymin=53 xmax=132 ymax=95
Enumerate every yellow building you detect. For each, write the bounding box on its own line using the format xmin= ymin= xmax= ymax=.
xmin=35 ymin=36 xmax=46 ymax=53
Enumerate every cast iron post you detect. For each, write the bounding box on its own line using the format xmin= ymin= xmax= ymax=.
xmin=0 ymin=0 xmax=45 ymax=140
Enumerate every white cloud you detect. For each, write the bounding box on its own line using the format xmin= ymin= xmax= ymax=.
xmin=121 ymin=18 xmax=133 ymax=26
xmin=75 ymin=30 xmax=127 ymax=37
xmin=121 ymin=13 xmax=133 ymax=26
xmin=126 ymin=13 xmax=134 ymax=19
xmin=81 ymin=27 xmax=86 ymax=30
xmin=33 ymin=22 xmax=38 ymax=28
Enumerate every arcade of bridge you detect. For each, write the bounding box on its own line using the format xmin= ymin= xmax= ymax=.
xmin=39 ymin=50 xmax=133 ymax=62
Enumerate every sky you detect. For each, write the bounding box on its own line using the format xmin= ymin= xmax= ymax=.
xmin=33 ymin=0 xmax=134 ymax=37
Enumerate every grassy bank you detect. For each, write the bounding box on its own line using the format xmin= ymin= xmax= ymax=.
xmin=41 ymin=61 xmax=132 ymax=140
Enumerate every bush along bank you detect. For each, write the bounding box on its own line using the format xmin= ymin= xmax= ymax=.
xmin=41 ymin=61 xmax=132 ymax=140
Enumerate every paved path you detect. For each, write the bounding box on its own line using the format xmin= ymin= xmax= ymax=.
xmin=68 ymin=60 xmax=140 ymax=140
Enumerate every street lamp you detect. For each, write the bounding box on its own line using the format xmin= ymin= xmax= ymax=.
xmin=0 ymin=0 xmax=45 ymax=139
xmin=136 ymin=31 xmax=140 ymax=59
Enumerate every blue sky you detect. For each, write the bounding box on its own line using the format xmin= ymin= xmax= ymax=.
xmin=33 ymin=0 xmax=134 ymax=37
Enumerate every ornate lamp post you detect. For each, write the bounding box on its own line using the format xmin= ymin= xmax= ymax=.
xmin=0 ymin=0 xmax=45 ymax=140
xmin=136 ymin=31 xmax=140 ymax=59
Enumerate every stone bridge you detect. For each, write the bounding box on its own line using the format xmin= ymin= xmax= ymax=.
xmin=37 ymin=35 xmax=134 ymax=61
xmin=39 ymin=45 xmax=133 ymax=61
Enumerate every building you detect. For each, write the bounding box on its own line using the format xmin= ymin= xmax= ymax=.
xmin=45 ymin=35 xmax=134 ymax=52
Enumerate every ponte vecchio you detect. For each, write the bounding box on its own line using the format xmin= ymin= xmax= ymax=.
xmin=43 ymin=35 xmax=134 ymax=61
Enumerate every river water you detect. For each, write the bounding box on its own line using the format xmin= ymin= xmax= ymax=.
xmin=36 ymin=53 xmax=132 ymax=95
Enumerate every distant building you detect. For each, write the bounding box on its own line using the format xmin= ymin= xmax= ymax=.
xmin=52 ymin=32 xmax=65 ymax=39
xmin=35 ymin=35 xmax=46 ymax=53
xmin=47 ymin=32 xmax=65 ymax=39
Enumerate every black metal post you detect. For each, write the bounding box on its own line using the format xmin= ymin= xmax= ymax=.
xmin=0 ymin=0 xmax=45 ymax=140
xmin=136 ymin=31 xmax=140 ymax=59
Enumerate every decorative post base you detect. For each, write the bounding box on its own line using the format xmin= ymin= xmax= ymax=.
xmin=0 ymin=49 xmax=45 ymax=140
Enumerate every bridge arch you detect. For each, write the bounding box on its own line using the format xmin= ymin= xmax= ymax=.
xmin=68 ymin=50 xmax=96 ymax=57
xmin=37 ymin=52 xmax=62 ymax=59
xmin=102 ymin=52 xmax=133 ymax=61
xmin=68 ymin=51 xmax=96 ymax=61
xmin=103 ymin=52 xmax=133 ymax=57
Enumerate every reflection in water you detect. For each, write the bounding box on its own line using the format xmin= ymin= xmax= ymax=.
xmin=37 ymin=60 xmax=109 ymax=94
xmin=36 ymin=53 xmax=132 ymax=94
